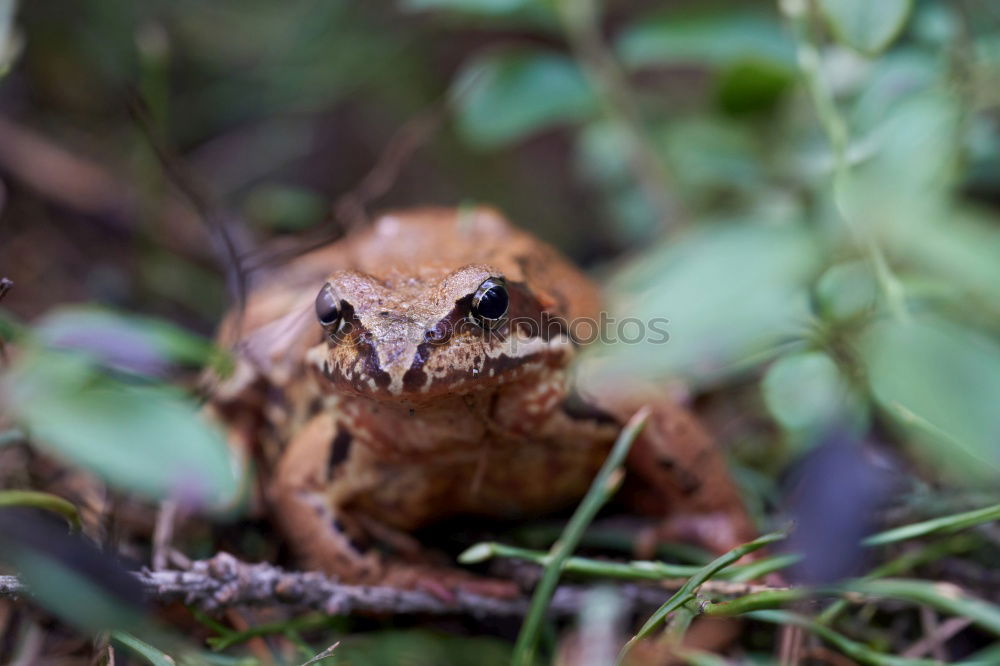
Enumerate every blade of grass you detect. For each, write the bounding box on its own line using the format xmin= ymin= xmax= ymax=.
xmin=206 ymin=613 xmax=336 ymax=651
xmin=460 ymin=541 xmax=702 ymax=579
xmin=510 ymin=407 xmax=650 ymax=666
xmin=461 ymin=541 xmax=798 ymax=582
xmin=616 ymin=529 xmax=787 ymax=663
xmin=0 ymin=490 xmax=81 ymax=530
xmin=746 ymin=610 xmax=941 ymax=666
xmin=842 ymin=578 xmax=1000 ymax=636
xmin=701 ymin=588 xmax=807 ymax=616
xmin=819 ymin=535 xmax=976 ymax=624
xmin=863 ymin=502 xmax=1000 ymax=546
xmin=111 ymin=631 xmax=176 ymax=666
xmin=661 ymin=601 xmax=697 ymax=646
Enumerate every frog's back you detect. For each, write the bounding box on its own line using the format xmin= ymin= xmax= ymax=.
xmin=347 ymin=207 xmax=602 ymax=323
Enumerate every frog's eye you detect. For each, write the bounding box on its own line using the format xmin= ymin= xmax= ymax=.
xmin=471 ymin=278 xmax=509 ymax=328
xmin=315 ymin=284 xmax=342 ymax=330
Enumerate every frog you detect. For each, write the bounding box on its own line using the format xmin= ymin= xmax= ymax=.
xmin=209 ymin=206 xmax=755 ymax=597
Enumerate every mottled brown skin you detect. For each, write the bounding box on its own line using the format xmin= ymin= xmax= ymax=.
xmin=211 ymin=206 xmax=754 ymax=595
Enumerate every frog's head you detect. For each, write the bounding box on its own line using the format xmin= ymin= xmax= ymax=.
xmin=307 ymin=264 xmax=574 ymax=400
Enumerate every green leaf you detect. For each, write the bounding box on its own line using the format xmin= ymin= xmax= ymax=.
xmin=889 ymin=209 xmax=1000 ymax=322
xmin=842 ymin=90 xmax=960 ymax=235
xmin=814 ymin=261 xmax=878 ymax=322
xmin=574 ymin=120 xmax=660 ymax=241
xmin=818 ymin=0 xmax=913 ymax=55
xmin=715 ymin=59 xmax=794 ymax=115
xmin=861 ymin=317 xmax=1000 ymax=484
xmin=849 ymin=50 xmax=944 ymax=132
xmin=35 ymin=306 xmax=227 ymax=375
xmin=617 ymin=9 xmax=794 ymax=69
xmin=762 ymin=351 xmax=865 ymax=439
xmin=5 ymin=349 xmax=241 ymax=509
xmin=579 ymin=223 xmax=820 ymax=389
xmin=659 ymin=117 xmax=762 ymax=197
xmin=451 ymin=49 xmax=597 ymax=148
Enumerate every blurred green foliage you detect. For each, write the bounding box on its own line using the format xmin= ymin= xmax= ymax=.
xmin=1 ymin=0 xmax=1000 ymax=663
xmin=2 ymin=308 xmax=240 ymax=508
xmin=817 ymin=0 xmax=913 ymax=55
xmin=454 ymin=49 xmax=597 ymax=147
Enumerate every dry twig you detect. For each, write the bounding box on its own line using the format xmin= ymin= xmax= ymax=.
xmin=0 ymin=552 xmax=670 ymax=618
xmin=902 ymin=615 xmax=972 ymax=659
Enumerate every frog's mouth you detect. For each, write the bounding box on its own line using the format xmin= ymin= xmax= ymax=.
xmin=398 ymin=330 xmax=573 ymax=396
xmin=309 ymin=323 xmax=574 ymax=400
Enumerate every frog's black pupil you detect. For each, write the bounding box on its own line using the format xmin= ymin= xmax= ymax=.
xmin=475 ymin=285 xmax=508 ymax=320
xmin=316 ymin=288 xmax=340 ymax=327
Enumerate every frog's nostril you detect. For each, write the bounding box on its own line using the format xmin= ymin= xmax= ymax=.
xmin=423 ymin=319 xmax=452 ymax=345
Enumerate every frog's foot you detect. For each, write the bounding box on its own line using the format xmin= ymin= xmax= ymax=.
xmin=270 ymin=413 xmax=383 ymax=581
xmin=285 ymin=503 xmax=518 ymax=600
xmin=273 ymin=487 xmax=384 ymax=581
xmin=272 ymin=457 xmax=517 ymax=598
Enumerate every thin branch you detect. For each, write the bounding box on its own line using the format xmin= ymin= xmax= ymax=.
xmin=125 ymin=91 xmax=250 ymax=319
xmin=0 ymin=552 xmax=673 ymax=618
xmin=333 ymin=108 xmax=442 ymax=232
xmin=151 ymin=500 xmax=178 ymax=572
xmin=902 ymin=616 xmax=972 ymax=659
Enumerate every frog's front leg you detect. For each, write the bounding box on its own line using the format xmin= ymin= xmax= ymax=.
xmin=270 ymin=411 xmax=517 ymax=598
xmin=269 ymin=411 xmax=382 ymax=582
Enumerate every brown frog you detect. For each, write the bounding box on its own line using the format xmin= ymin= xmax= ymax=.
xmin=210 ymin=206 xmax=754 ymax=595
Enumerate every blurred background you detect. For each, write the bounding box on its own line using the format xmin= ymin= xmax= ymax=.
xmin=1 ymin=0 xmax=1000 ymax=663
